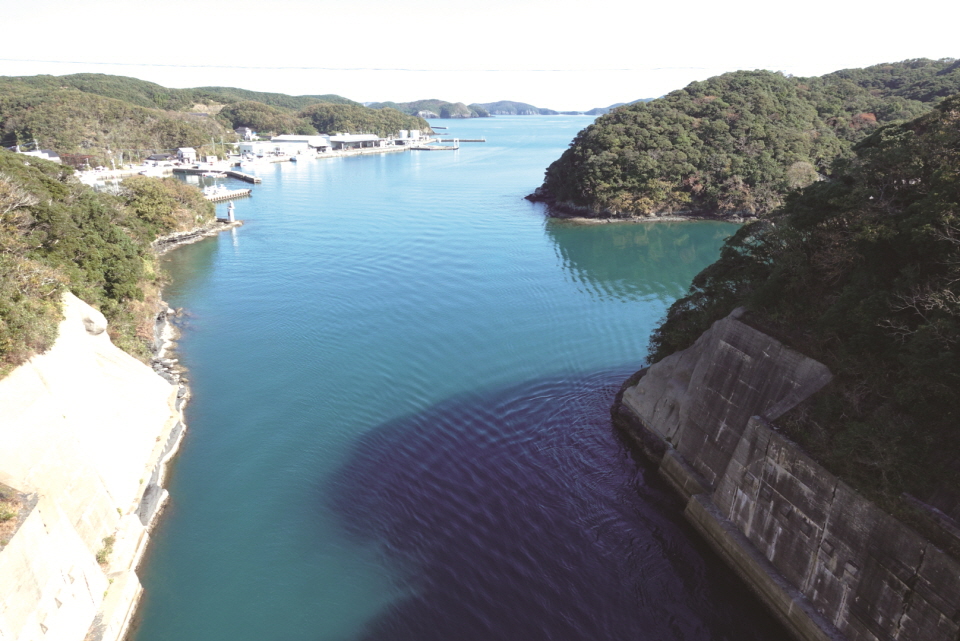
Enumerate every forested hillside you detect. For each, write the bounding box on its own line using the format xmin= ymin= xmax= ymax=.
xmin=0 ymin=74 xmax=429 ymax=165
xmin=0 ymin=150 xmax=213 ymax=375
xmin=0 ymin=82 xmax=230 ymax=166
xmin=647 ymin=95 xmax=960 ymax=530
xmin=534 ymin=59 xmax=960 ymax=219
xmin=0 ymin=74 xmax=358 ymax=112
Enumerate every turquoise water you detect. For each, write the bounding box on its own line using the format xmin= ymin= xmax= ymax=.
xmin=135 ymin=117 xmax=783 ymax=640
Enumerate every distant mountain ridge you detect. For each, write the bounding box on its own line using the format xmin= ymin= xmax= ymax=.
xmin=1 ymin=73 xmax=359 ymax=111
xmin=469 ymin=100 xmax=557 ymax=115
xmin=366 ymin=98 xmax=620 ymax=117
xmin=367 ymin=99 xmax=488 ymax=119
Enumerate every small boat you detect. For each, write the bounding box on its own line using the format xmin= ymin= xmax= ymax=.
xmin=203 ymin=184 xmax=228 ymax=197
xmin=201 ymin=171 xmax=227 ymax=178
xmin=290 ymin=156 xmax=298 ymax=162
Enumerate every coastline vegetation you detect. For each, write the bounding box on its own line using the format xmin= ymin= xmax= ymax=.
xmin=0 ymin=150 xmax=214 ymax=377
xmin=535 ymin=59 xmax=960 ymax=219
xmin=0 ymin=73 xmax=430 ymax=165
xmin=647 ymin=95 xmax=960 ymax=526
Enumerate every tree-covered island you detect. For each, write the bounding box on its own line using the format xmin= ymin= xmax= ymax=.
xmin=530 ymin=59 xmax=960 ymax=220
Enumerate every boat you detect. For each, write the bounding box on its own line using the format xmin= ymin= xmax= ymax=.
xmin=201 ymin=171 xmax=227 ymax=178
xmin=203 ymin=184 xmax=228 ymax=197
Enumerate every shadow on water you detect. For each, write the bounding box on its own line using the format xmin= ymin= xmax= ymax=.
xmin=159 ymin=234 xmax=222 ymax=302
xmin=326 ymin=370 xmax=787 ymax=641
xmin=544 ymin=221 xmax=736 ymax=302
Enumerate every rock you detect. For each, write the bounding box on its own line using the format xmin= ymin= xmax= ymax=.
xmin=81 ymin=307 xmax=108 ymax=335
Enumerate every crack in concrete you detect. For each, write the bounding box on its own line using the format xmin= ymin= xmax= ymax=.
xmin=892 ymin=543 xmax=927 ymax=639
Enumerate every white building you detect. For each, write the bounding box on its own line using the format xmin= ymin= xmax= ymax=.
xmin=238 ymin=140 xmax=311 ymax=157
xmin=270 ymin=134 xmax=331 ymax=153
xmin=329 ymin=134 xmax=387 ymax=150
xmin=11 ymin=146 xmax=61 ymax=163
xmin=177 ymin=147 xmax=197 ymax=164
xmin=234 ymin=127 xmax=257 ymax=141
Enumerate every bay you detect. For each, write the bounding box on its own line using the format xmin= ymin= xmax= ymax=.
xmin=134 ymin=116 xmax=785 ymax=640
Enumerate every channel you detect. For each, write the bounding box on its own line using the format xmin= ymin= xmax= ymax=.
xmin=133 ymin=116 xmax=787 ymax=640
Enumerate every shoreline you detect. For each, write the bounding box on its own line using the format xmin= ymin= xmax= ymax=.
xmin=96 ymin=218 xmax=243 ymax=640
xmin=152 ymin=219 xmax=244 ymax=256
xmin=525 ymin=192 xmax=752 ymax=224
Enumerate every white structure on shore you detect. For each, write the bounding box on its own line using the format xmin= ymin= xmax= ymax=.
xmin=270 ymin=134 xmax=331 ymax=153
xmin=329 ymin=134 xmax=387 ymax=150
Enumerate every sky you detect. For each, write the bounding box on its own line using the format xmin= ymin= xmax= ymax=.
xmin=2 ymin=0 xmax=958 ymax=111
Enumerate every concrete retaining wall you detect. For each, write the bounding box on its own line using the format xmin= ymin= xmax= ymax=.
xmin=614 ymin=310 xmax=960 ymax=641
xmin=0 ymin=294 xmax=184 ymax=641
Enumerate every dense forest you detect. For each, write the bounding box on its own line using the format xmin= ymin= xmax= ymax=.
xmin=0 ymin=73 xmax=358 ymax=112
xmin=0 ymin=74 xmax=429 ymax=165
xmin=0 ymin=150 xmax=214 ymax=375
xmin=534 ymin=59 xmax=960 ymax=219
xmin=647 ymin=95 xmax=960 ymax=538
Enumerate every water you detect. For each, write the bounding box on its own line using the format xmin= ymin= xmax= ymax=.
xmin=134 ymin=117 xmax=785 ymax=640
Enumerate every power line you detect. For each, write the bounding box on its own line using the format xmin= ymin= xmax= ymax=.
xmin=0 ymin=58 xmax=714 ymax=74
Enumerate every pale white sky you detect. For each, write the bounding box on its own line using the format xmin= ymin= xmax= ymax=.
xmin=2 ymin=0 xmax=957 ymax=111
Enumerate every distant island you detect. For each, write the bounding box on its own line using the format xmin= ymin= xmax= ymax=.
xmin=363 ymin=98 xmax=655 ymax=118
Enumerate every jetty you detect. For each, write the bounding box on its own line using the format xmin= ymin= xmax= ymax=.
xmin=225 ymin=170 xmax=261 ymax=183
xmin=174 ymin=167 xmax=261 ymax=183
xmin=204 ymin=187 xmax=251 ymax=202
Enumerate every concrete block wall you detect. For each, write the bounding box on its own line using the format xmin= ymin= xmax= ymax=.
xmin=616 ymin=310 xmax=960 ymax=641
xmin=0 ymin=294 xmax=182 ymax=641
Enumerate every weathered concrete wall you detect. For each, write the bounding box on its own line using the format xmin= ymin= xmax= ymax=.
xmin=0 ymin=293 xmax=184 ymax=641
xmin=614 ymin=310 xmax=960 ymax=641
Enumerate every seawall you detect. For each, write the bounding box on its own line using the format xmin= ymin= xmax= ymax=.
xmin=613 ymin=309 xmax=960 ymax=641
xmin=0 ymin=293 xmax=187 ymax=641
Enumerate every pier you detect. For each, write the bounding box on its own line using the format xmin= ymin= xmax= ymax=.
xmin=204 ymin=188 xmax=251 ymax=202
xmin=225 ymin=170 xmax=262 ymax=183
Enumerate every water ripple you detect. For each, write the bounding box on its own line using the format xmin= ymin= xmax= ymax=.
xmin=328 ymin=372 xmax=786 ymax=641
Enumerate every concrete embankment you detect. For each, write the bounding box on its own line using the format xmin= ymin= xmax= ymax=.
xmin=612 ymin=309 xmax=960 ymax=641
xmin=0 ymin=294 xmax=187 ymax=641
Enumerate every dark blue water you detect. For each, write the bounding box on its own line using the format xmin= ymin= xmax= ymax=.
xmin=134 ymin=116 xmax=785 ymax=640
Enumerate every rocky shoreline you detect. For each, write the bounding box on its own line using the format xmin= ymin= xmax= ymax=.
xmin=525 ymin=190 xmax=752 ymax=224
xmin=152 ymin=219 xmax=243 ymax=256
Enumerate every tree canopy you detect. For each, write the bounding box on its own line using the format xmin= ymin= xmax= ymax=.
xmin=0 ymin=150 xmax=213 ymax=374
xmin=0 ymin=73 xmax=431 ymax=163
xmin=647 ymin=95 xmax=960 ymax=526
xmin=535 ymin=59 xmax=960 ymax=219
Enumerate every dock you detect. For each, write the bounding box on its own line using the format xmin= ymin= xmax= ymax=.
xmin=225 ymin=170 xmax=261 ymax=183
xmin=204 ymin=188 xmax=252 ymax=202
xmin=174 ymin=166 xmax=261 ymax=184
xmin=410 ymin=145 xmax=459 ymax=151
